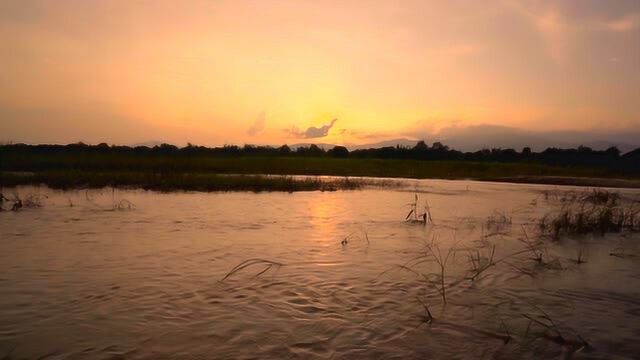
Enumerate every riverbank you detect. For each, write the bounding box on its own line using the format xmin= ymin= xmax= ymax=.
xmin=2 ymin=169 xmax=640 ymax=192
xmin=0 ymin=171 xmax=375 ymax=192
xmin=486 ymin=176 xmax=640 ymax=189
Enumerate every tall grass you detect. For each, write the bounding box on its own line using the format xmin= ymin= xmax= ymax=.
xmin=0 ymin=171 xmax=368 ymax=192
xmin=466 ymin=245 xmax=496 ymax=281
xmin=405 ymin=193 xmax=433 ymax=224
xmin=519 ymin=225 xmax=545 ymax=262
xmin=485 ymin=210 xmax=512 ymax=236
xmin=540 ymin=190 xmax=640 ymax=239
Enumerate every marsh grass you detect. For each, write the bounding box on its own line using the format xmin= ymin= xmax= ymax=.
xmin=574 ymin=245 xmax=589 ymax=265
xmin=540 ymin=192 xmax=640 ymax=239
xmin=485 ymin=210 xmax=512 ymax=235
xmin=609 ymin=248 xmax=636 ymax=258
xmin=543 ymin=188 xmax=620 ymax=205
xmin=392 ymin=234 xmax=462 ymax=305
xmin=580 ymin=189 xmax=619 ymax=205
xmin=384 ymin=197 xmax=606 ymax=356
xmin=0 ymin=171 xmax=370 ymax=193
xmin=519 ymin=225 xmax=545 ymax=263
xmin=80 ymin=189 xmax=136 ymax=211
xmin=466 ymin=245 xmax=496 ymax=281
xmin=405 ymin=193 xmax=433 ymax=225
xmin=113 ymin=199 xmax=135 ymax=210
xmin=23 ymin=193 xmax=46 ymax=208
xmin=424 ymin=236 xmax=457 ymax=304
xmin=416 ymin=296 xmax=434 ymax=324
xmin=0 ymin=188 xmax=46 ymax=211
xmin=110 ymin=188 xmax=135 ymax=210
xmin=540 ymin=189 xmax=640 ymax=240
xmin=519 ymin=303 xmax=591 ymax=358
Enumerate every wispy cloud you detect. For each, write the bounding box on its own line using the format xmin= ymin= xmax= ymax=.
xmin=506 ymin=1 xmax=571 ymax=64
xmin=247 ymin=112 xmax=266 ymax=136
xmin=288 ymin=118 xmax=338 ymax=138
xmin=606 ymin=12 xmax=640 ymax=32
xmin=534 ymin=10 xmax=571 ymax=63
xmin=506 ymin=1 xmax=640 ymax=63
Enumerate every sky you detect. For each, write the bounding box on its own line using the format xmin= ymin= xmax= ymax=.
xmin=1 ymin=0 xmax=639 ymax=147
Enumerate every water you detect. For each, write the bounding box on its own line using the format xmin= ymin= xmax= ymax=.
xmin=1 ymin=180 xmax=639 ymax=359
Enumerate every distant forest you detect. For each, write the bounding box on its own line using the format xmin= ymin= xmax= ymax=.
xmin=1 ymin=141 xmax=639 ymax=174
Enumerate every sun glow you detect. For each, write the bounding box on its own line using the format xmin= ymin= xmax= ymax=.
xmin=1 ymin=1 xmax=639 ymax=145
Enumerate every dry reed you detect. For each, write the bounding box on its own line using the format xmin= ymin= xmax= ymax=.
xmin=221 ymin=258 xmax=284 ymax=281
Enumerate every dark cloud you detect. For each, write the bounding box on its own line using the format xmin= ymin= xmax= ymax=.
xmin=289 ymin=118 xmax=338 ymax=138
xmin=247 ymin=112 xmax=266 ymax=136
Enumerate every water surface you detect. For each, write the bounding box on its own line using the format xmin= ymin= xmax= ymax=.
xmin=1 ymin=180 xmax=639 ymax=359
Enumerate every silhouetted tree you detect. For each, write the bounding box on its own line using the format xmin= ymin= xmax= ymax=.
xmin=328 ymin=146 xmax=349 ymax=158
xmin=296 ymin=144 xmax=325 ymax=156
xmin=278 ymin=145 xmax=291 ymax=155
xmin=605 ymin=146 xmax=620 ymax=157
xmin=413 ymin=140 xmax=429 ymax=151
xmin=1 ymin=141 xmax=638 ymax=174
xmin=432 ymin=142 xmax=449 ymax=151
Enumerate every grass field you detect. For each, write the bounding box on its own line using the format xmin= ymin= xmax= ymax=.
xmin=1 ymin=153 xmax=638 ymax=191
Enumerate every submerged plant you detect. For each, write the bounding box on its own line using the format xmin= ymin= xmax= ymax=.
xmin=574 ymin=244 xmax=588 ymax=265
xmin=415 ymin=234 xmax=460 ymax=304
xmin=23 ymin=193 xmax=45 ymax=208
xmin=221 ymin=258 xmax=284 ymax=281
xmin=485 ymin=210 xmax=512 ymax=235
xmin=0 ymin=189 xmax=45 ymax=211
xmin=466 ymin=244 xmax=496 ymax=281
xmin=520 ymin=302 xmax=591 ymax=358
xmin=416 ymin=296 xmax=434 ymax=324
xmin=113 ymin=199 xmax=135 ymax=210
xmin=340 ymin=228 xmax=370 ymax=246
xmin=519 ymin=225 xmax=545 ymax=263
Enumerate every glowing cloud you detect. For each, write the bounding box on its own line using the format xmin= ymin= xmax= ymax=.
xmin=289 ymin=119 xmax=338 ymax=139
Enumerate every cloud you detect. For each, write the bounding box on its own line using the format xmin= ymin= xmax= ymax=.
xmin=505 ymin=1 xmax=640 ymax=63
xmin=606 ymin=12 xmax=640 ymax=32
xmin=514 ymin=5 xmax=572 ymax=63
xmin=288 ymin=118 xmax=338 ymax=138
xmin=247 ymin=112 xmax=266 ymax=136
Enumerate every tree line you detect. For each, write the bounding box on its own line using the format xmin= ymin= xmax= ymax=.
xmin=1 ymin=141 xmax=638 ymax=174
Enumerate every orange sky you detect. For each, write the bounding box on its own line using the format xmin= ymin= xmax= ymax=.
xmin=1 ymin=0 xmax=639 ymax=146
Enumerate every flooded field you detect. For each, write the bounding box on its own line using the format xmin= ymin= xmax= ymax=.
xmin=1 ymin=180 xmax=639 ymax=360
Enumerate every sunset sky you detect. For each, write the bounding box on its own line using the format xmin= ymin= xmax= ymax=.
xmin=1 ymin=0 xmax=639 ymax=147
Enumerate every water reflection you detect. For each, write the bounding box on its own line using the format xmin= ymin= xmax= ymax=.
xmin=308 ymin=193 xmax=344 ymax=239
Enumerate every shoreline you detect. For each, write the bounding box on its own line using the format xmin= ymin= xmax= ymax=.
xmin=485 ymin=176 xmax=640 ymax=189
xmin=2 ymin=171 xmax=640 ymax=191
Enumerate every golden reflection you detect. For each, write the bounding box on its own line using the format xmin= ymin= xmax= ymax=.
xmin=308 ymin=193 xmax=345 ymax=245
